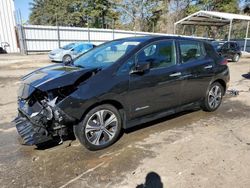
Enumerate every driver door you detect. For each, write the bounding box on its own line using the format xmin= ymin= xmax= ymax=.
xmin=128 ymin=40 xmax=182 ymax=119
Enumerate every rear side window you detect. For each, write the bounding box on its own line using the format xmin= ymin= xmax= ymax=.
xmin=74 ymin=44 xmax=84 ymax=53
xmin=179 ymin=40 xmax=205 ymax=63
xmin=230 ymin=42 xmax=239 ymax=49
xmin=204 ymin=42 xmax=222 ymax=63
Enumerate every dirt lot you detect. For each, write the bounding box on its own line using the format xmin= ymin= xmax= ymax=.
xmin=0 ymin=54 xmax=250 ymax=188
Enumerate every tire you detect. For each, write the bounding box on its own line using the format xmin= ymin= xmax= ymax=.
xmin=201 ymin=82 xmax=224 ymax=112
xmin=62 ymin=55 xmax=72 ymax=64
xmin=74 ymin=104 xmax=122 ymax=150
xmin=232 ymin=54 xmax=240 ymax=62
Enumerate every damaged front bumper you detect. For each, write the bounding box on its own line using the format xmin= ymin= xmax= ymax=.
xmin=14 ymin=115 xmax=52 ymax=145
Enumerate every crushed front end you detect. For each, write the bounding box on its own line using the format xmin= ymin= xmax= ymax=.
xmin=13 ymin=64 xmax=100 ymax=146
xmin=14 ymin=84 xmax=76 ymax=146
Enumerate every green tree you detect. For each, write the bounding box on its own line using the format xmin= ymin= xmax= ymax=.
xmin=114 ymin=0 xmax=162 ymax=31
xmin=186 ymin=0 xmax=239 ymax=13
xmin=29 ymin=0 xmax=118 ymax=28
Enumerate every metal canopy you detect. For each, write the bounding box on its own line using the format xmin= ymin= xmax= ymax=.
xmin=175 ymin=11 xmax=250 ymax=27
xmin=174 ymin=11 xmax=250 ymax=50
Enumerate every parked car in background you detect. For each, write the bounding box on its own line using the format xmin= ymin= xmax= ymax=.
xmin=14 ymin=36 xmax=229 ymax=150
xmin=0 ymin=47 xmax=7 ymax=54
xmin=0 ymin=42 xmax=9 ymax=54
xmin=212 ymin=41 xmax=241 ymax=62
xmin=48 ymin=42 xmax=95 ymax=63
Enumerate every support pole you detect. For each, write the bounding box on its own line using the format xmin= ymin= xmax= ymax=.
xmin=174 ymin=23 xmax=177 ymax=34
xmin=244 ymin=21 xmax=249 ymax=52
xmin=112 ymin=19 xmax=115 ymax=40
xmin=228 ymin=19 xmax=233 ymax=41
xmin=56 ymin=14 xmax=61 ymax=48
xmin=87 ymin=17 xmax=90 ymax=43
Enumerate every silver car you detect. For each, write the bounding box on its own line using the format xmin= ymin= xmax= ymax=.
xmin=48 ymin=42 xmax=95 ymax=63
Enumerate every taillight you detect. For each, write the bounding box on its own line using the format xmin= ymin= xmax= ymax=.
xmin=220 ymin=58 xmax=228 ymax=65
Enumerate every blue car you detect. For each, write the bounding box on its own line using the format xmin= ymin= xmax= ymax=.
xmin=49 ymin=42 xmax=95 ymax=63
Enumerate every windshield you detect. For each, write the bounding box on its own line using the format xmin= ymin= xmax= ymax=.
xmin=62 ymin=43 xmax=76 ymax=50
xmin=73 ymin=39 xmax=143 ymax=69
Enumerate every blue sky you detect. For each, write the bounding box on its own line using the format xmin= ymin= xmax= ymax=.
xmin=14 ymin=0 xmax=32 ymax=22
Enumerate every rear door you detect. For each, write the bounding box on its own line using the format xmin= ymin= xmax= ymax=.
xmin=127 ymin=39 xmax=182 ymax=119
xmin=177 ymin=40 xmax=215 ymax=105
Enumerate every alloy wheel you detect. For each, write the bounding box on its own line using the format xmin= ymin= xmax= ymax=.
xmin=208 ymin=85 xmax=222 ymax=109
xmin=85 ymin=110 xmax=118 ymax=146
xmin=234 ymin=54 xmax=239 ymax=62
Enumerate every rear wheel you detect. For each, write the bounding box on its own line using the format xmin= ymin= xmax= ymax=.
xmin=232 ymin=54 xmax=240 ymax=62
xmin=74 ymin=104 xmax=122 ymax=150
xmin=201 ymin=82 xmax=224 ymax=112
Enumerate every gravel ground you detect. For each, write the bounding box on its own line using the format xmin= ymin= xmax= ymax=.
xmin=0 ymin=54 xmax=249 ymax=188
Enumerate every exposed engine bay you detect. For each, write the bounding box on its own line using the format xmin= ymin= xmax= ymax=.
xmin=13 ymin=64 xmax=100 ymax=146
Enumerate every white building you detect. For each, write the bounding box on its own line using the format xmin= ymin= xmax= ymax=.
xmin=0 ymin=0 xmax=19 ymax=53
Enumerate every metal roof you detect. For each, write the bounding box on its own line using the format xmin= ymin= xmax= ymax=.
xmin=175 ymin=11 xmax=250 ymax=26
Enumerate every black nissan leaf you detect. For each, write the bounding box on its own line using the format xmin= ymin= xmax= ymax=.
xmin=14 ymin=36 xmax=230 ymax=150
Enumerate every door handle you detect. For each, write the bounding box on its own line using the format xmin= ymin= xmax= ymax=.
xmin=170 ymin=72 xmax=182 ymax=77
xmin=204 ymin=65 xmax=213 ymax=69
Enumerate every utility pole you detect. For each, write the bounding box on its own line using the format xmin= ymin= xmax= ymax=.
xmin=56 ymin=14 xmax=61 ymax=48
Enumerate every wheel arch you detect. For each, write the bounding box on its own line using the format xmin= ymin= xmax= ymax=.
xmin=212 ymin=79 xmax=226 ymax=95
xmin=63 ymin=54 xmax=72 ymax=59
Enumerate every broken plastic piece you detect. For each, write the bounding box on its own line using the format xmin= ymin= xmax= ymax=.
xmin=227 ymin=89 xmax=239 ymax=96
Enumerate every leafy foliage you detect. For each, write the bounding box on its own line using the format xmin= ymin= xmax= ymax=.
xmin=29 ymin=0 xmax=249 ymax=36
xmin=29 ymin=0 xmax=118 ymax=28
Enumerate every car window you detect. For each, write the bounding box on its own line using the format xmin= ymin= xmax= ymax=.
xmin=83 ymin=44 xmax=93 ymax=51
xmin=204 ymin=43 xmax=222 ymax=63
xmin=73 ymin=39 xmax=143 ymax=69
xmin=136 ymin=40 xmax=176 ymax=69
xmin=117 ymin=57 xmax=135 ymax=75
xmin=73 ymin=44 xmax=84 ymax=53
xmin=62 ymin=43 xmax=76 ymax=50
xmin=222 ymin=43 xmax=230 ymax=49
xmin=230 ymin=42 xmax=238 ymax=49
xmin=179 ymin=40 xmax=205 ymax=63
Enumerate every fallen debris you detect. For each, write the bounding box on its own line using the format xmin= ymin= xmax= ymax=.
xmin=227 ymin=89 xmax=239 ymax=96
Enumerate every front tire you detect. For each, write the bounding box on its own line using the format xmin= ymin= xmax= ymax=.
xmin=201 ymin=82 xmax=224 ymax=112
xmin=232 ymin=54 xmax=240 ymax=62
xmin=62 ymin=55 xmax=72 ymax=64
xmin=74 ymin=104 xmax=122 ymax=150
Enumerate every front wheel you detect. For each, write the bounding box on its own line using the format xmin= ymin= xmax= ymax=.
xmin=232 ymin=54 xmax=240 ymax=62
xmin=201 ymin=82 xmax=224 ymax=112
xmin=74 ymin=104 xmax=122 ymax=150
xmin=62 ymin=55 xmax=72 ymax=64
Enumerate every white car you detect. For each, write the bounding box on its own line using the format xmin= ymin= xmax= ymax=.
xmin=48 ymin=42 xmax=95 ymax=63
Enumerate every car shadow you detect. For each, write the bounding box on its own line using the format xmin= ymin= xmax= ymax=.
xmin=34 ymin=134 xmax=76 ymax=150
xmin=136 ymin=171 xmax=163 ymax=188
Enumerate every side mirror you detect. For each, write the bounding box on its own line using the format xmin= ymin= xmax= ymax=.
xmin=130 ymin=61 xmax=150 ymax=74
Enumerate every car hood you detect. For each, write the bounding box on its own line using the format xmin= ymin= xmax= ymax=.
xmin=19 ymin=64 xmax=97 ymax=99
